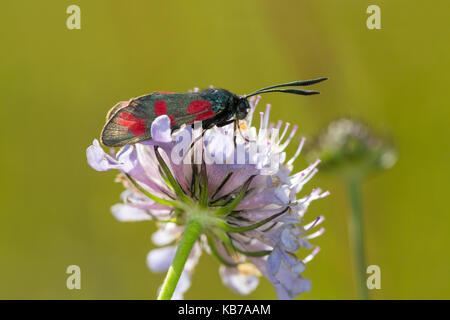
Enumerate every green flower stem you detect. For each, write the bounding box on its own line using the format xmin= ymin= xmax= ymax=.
xmin=346 ymin=176 xmax=369 ymax=300
xmin=157 ymin=219 xmax=203 ymax=300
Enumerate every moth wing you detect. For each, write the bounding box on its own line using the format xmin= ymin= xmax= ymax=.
xmin=106 ymin=101 xmax=128 ymax=121
xmin=101 ymin=98 xmax=155 ymax=147
xmin=164 ymin=92 xmax=219 ymax=128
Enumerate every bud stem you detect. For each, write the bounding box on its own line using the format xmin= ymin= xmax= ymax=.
xmin=157 ymin=219 xmax=203 ymax=300
xmin=346 ymin=175 xmax=369 ymax=300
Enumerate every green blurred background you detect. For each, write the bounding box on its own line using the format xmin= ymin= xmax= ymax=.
xmin=1 ymin=0 xmax=449 ymax=299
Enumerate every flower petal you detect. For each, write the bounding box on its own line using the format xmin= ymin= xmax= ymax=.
xmin=267 ymin=248 xmax=282 ymax=276
xmin=274 ymin=272 xmax=311 ymax=300
xmin=111 ymin=203 xmax=151 ymax=222
xmin=152 ymin=223 xmax=182 ymax=246
xmin=86 ymin=139 xmax=122 ymax=171
xmin=146 ymin=246 xmax=177 ymax=272
xmin=219 ymin=265 xmax=259 ymax=295
xmin=281 ymin=227 xmax=300 ymax=252
xmin=151 ymin=115 xmax=172 ymax=143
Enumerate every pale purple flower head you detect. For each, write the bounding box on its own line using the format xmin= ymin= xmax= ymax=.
xmin=87 ymin=96 xmax=328 ymax=299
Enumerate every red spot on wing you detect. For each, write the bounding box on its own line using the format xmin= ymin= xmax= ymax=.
xmin=117 ymin=111 xmax=134 ymax=121
xmin=156 ymin=91 xmax=174 ymax=94
xmin=194 ymin=110 xmax=216 ymax=121
xmin=187 ymin=100 xmax=212 ymax=114
xmin=154 ymin=100 xmax=168 ymax=116
xmin=187 ymin=110 xmax=216 ymax=124
xmin=154 ymin=100 xmax=176 ymax=126
xmin=186 ymin=100 xmax=215 ymax=123
xmin=130 ymin=121 xmax=146 ymax=136
xmin=117 ymin=111 xmax=147 ymax=137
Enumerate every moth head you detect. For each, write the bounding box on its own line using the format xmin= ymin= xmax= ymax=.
xmin=235 ymin=98 xmax=250 ymax=120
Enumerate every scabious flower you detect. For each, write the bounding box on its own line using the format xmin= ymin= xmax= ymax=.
xmin=87 ymin=96 xmax=328 ymax=300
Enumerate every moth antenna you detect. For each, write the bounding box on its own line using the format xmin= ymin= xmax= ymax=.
xmin=244 ymin=78 xmax=327 ymax=98
xmin=246 ymin=88 xmax=321 ymax=98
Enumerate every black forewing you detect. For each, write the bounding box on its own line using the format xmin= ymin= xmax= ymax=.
xmin=101 ymin=92 xmax=220 ymax=147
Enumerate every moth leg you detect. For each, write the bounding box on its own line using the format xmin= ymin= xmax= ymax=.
xmin=183 ymin=115 xmax=233 ymax=163
xmin=180 ymin=127 xmax=208 ymax=164
xmin=225 ymin=118 xmax=254 ymax=143
xmin=217 ymin=118 xmax=254 ymax=144
xmin=233 ymin=120 xmax=237 ymax=147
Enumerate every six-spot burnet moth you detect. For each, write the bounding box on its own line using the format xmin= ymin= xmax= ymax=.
xmin=101 ymin=78 xmax=327 ymax=147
